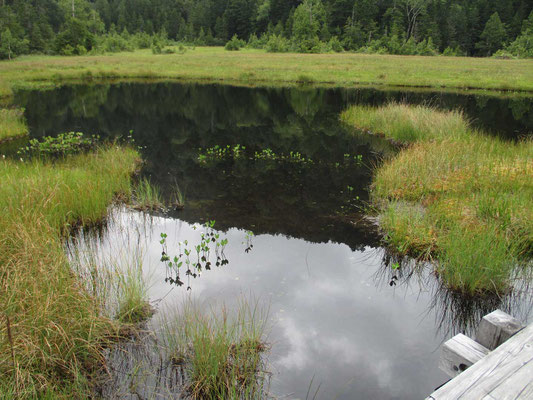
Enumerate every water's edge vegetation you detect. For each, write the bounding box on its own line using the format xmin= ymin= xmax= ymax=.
xmin=341 ymin=103 xmax=533 ymax=295
xmin=0 ymin=108 xmax=28 ymax=142
xmin=0 ymin=145 xmax=141 ymax=397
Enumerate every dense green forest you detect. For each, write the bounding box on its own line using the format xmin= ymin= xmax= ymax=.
xmin=1 ymin=0 xmax=533 ymax=59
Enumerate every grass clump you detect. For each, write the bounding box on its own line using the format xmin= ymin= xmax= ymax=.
xmin=160 ymin=299 xmax=269 ymax=399
xmin=115 ymin=262 xmax=152 ymax=324
xmin=69 ymin=231 xmax=153 ymax=326
xmin=340 ymin=103 xmax=470 ymax=143
xmin=0 ymin=144 xmax=140 ymax=397
xmin=341 ymin=103 xmax=533 ymax=295
xmin=132 ymin=177 xmax=164 ymax=211
xmin=0 ymin=108 xmax=28 ymax=142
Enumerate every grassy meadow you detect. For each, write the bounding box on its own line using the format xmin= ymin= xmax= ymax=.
xmin=342 ymin=103 xmax=533 ymax=295
xmin=0 ymin=47 xmax=533 ymax=99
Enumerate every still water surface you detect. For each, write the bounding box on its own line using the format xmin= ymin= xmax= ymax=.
xmin=12 ymin=83 xmax=533 ymax=399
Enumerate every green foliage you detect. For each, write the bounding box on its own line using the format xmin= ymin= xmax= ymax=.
xmin=328 ymin=36 xmax=343 ymax=52
xmin=415 ymin=37 xmax=438 ymax=56
xmin=476 ymin=12 xmax=507 ymax=56
xmin=55 ymin=18 xmax=96 ymax=55
xmin=292 ymin=0 xmax=326 ymax=42
xmin=224 ymin=34 xmax=245 ymax=51
xmin=19 ymin=132 xmax=100 ymax=158
xmin=497 ymin=12 xmax=533 ymax=59
xmin=0 ymin=28 xmax=29 ymax=60
xmin=97 ymin=32 xmax=134 ymax=53
xmin=443 ymin=45 xmax=466 ymax=57
xmin=247 ymin=33 xmax=267 ymax=49
xmin=265 ymin=34 xmax=290 ymax=52
xmin=1 ymin=0 xmax=532 ymax=58
xmin=151 ymin=41 xmax=163 ymax=54
xmin=342 ymin=19 xmax=364 ymax=51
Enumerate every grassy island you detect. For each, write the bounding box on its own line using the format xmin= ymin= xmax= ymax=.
xmin=342 ymin=103 xmax=532 ymax=295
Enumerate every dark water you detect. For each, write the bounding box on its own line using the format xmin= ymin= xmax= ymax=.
xmin=10 ymin=83 xmax=533 ymax=399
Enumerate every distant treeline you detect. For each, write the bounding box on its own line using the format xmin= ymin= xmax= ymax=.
xmin=1 ymin=0 xmax=532 ymax=59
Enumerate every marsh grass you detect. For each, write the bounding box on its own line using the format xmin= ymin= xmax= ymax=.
xmin=170 ymin=180 xmax=186 ymax=210
xmin=341 ymin=103 xmax=470 ymax=143
xmin=341 ymin=103 xmax=533 ymax=295
xmin=133 ymin=177 xmax=165 ymax=211
xmin=68 ymin=232 xmax=153 ymax=325
xmin=0 ymin=108 xmax=28 ymax=142
xmin=159 ymin=298 xmax=270 ymax=399
xmin=0 ymin=145 xmax=140 ymax=397
xmin=1 ymin=48 xmax=532 ymax=100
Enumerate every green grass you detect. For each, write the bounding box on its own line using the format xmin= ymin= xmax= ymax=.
xmin=0 ymin=47 xmax=532 ymax=99
xmin=341 ymin=103 xmax=533 ymax=295
xmin=160 ymin=299 xmax=269 ymax=399
xmin=132 ymin=177 xmax=164 ymax=211
xmin=0 ymin=146 xmax=140 ymax=398
xmin=0 ymin=108 xmax=28 ymax=142
xmin=69 ymin=234 xmax=153 ymax=325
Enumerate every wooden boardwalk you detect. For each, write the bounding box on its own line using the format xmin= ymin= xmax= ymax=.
xmin=428 ymin=322 xmax=533 ymax=399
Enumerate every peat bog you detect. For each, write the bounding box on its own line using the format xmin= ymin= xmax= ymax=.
xmin=5 ymin=82 xmax=533 ymax=399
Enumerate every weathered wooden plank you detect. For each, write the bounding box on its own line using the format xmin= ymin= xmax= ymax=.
xmin=476 ymin=310 xmax=524 ymax=351
xmin=440 ymin=333 xmax=490 ymax=378
xmin=429 ymin=323 xmax=533 ymax=400
xmin=487 ymin=358 xmax=533 ymax=400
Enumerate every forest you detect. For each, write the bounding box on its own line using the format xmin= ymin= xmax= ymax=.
xmin=1 ymin=0 xmax=533 ymax=59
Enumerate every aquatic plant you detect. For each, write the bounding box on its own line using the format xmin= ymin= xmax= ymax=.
xmin=171 ymin=180 xmax=186 ymax=210
xmin=341 ymin=103 xmax=533 ymax=295
xmin=160 ymin=221 xmax=230 ymax=289
xmin=18 ymin=132 xmax=100 ymax=158
xmin=159 ymin=297 xmax=270 ymax=399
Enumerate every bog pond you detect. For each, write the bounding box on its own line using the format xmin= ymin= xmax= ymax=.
xmin=8 ymin=82 xmax=533 ymax=399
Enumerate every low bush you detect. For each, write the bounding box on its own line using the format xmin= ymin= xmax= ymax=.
xmin=225 ymin=35 xmax=246 ymax=51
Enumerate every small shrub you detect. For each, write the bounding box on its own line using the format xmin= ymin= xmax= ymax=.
xmin=247 ymin=33 xmax=266 ymax=49
xmin=225 ymin=34 xmax=245 ymax=51
xmin=19 ymin=132 xmax=99 ymax=158
xmin=265 ymin=34 xmax=289 ymax=53
xmin=60 ymin=44 xmax=75 ymax=56
xmin=329 ymin=36 xmax=344 ymax=52
xmin=75 ymin=44 xmax=87 ymax=55
xmin=151 ymin=42 xmax=162 ymax=54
